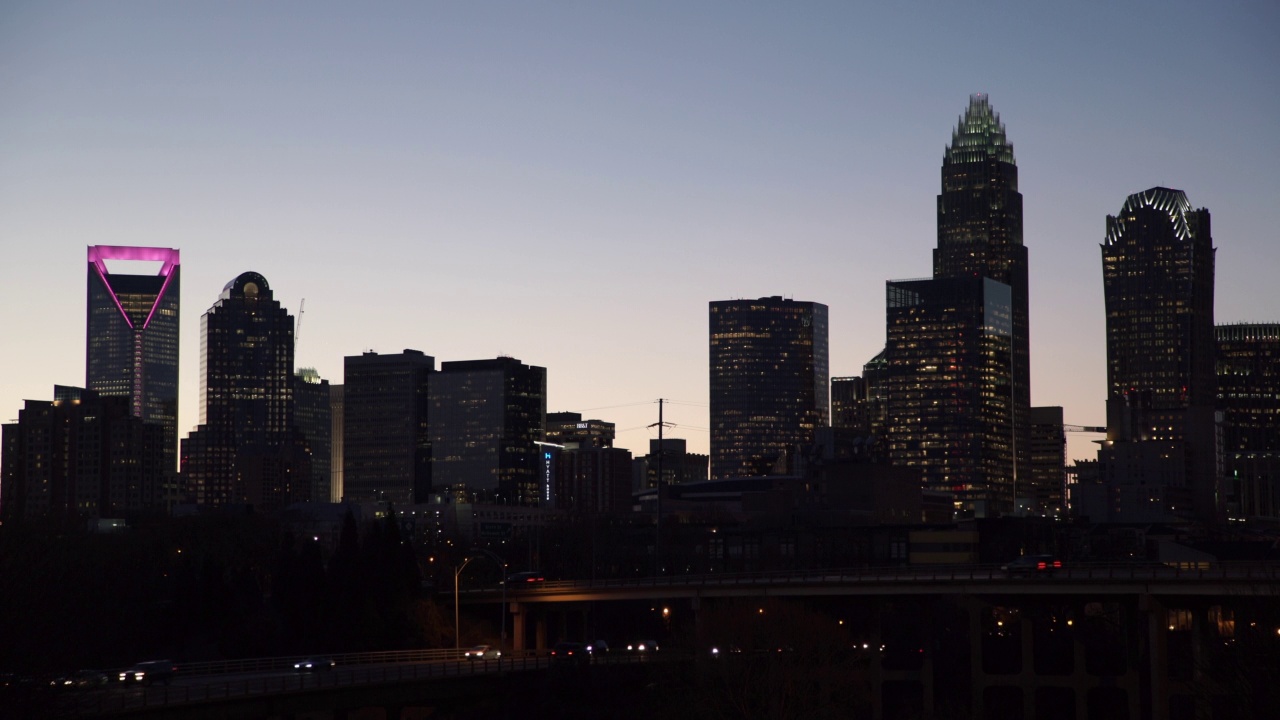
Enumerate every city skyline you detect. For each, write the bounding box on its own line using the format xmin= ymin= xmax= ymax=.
xmin=3 ymin=3 xmax=1278 ymax=464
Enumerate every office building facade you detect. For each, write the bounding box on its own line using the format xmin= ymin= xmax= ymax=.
xmin=293 ymin=368 xmax=332 ymax=503
xmin=885 ymin=276 xmax=1014 ymax=516
xmin=1216 ymin=323 xmax=1280 ymax=519
xmin=86 ymin=246 xmax=180 ymax=474
xmin=181 ymin=272 xmax=309 ymax=510
xmin=709 ymin=297 xmax=829 ymax=479
xmin=1099 ymin=187 xmax=1217 ymax=524
xmin=430 ymin=357 xmax=546 ymax=505
xmin=342 ymin=350 xmax=435 ymax=505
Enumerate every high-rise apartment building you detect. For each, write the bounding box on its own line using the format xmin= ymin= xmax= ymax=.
xmin=430 ymin=357 xmax=546 ymax=505
xmin=86 ymin=246 xmax=180 ymax=473
xmin=1099 ymin=187 xmax=1217 ymax=524
xmin=881 ymin=95 xmax=1028 ymax=518
xmin=342 ymin=350 xmax=435 ymax=505
xmin=709 ymin=297 xmax=829 ymax=479
xmin=182 ymin=272 xmax=309 ymax=510
xmin=1216 ymin=323 xmax=1280 ymax=519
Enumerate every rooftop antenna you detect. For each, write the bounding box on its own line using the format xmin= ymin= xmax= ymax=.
xmin=294 ymin=298 xmax=305 ymax=364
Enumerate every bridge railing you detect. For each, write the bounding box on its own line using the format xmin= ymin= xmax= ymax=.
xmin=173 ymin=648 xmax=463 ymax=678
xmin=470 ymin=560 xmax=1280 ymax=596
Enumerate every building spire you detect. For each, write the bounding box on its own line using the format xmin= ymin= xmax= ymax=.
xmin=944 ymin=93 xmax=1015 ymax=166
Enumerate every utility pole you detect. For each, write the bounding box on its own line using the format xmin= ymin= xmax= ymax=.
xmin=649 ymin=398 xmax=671 ymax=576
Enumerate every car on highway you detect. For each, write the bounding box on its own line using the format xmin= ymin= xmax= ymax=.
xmin=550 ymin=642 xmax=590 ymax=667
xmin=292 ymin=656 xmax=336 ymax=672
xmin=626 ymin=640 xmax=660 ymax=653
xmin=503 ymin=571 xmax=545 ymax=584
xmin=1002 ymin=554 xmax=1062 ymax=577
xmin=119 ymin=660 xmax=177 ymax=685
xmin=464 ymin=644 xmax=501 ymax=660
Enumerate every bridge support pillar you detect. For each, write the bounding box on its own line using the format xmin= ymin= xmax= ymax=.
xmin=536 ymin=610 xmax=548 ymax=650
xmin=1143 ymin=594 xmax=1169 ymax=720
xmin=511 ymin=602 xmax=526 ymax=652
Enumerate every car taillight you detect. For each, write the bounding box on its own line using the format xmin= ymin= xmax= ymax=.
xmin=1037 ymin=562 xmax=1046 ymax=570
xmin=1052 ymin=561 xmax=1062 ymax=568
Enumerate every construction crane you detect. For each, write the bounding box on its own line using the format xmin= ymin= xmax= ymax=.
xmin=294 ymin=298 xmax=305 ymax=363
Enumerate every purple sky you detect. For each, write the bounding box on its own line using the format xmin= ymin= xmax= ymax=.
xmin=2 ymin=1 xmax=1278 ymax=463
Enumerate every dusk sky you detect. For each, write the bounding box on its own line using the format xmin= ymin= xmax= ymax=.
xmin=2 ymin=1 xmax=1277 ymax=464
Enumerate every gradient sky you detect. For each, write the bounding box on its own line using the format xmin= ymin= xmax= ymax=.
xmin=2 ymin=1 xmax=1278 ymax=464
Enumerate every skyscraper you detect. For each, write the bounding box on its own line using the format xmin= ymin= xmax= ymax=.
xmin=342 ymin=350 xmax=435 ymax=505
xmin=881 ymin=95 xmax=1028 ymax=517
xmin=430 ymin=357 xmax=547 ymax=505
xmin=293 ymin=368 xmax=332 ymax=503
xmin=885 ymin=276 xmax=1014 ymax=515
xmin=86 ymin=246 xmax=180 ymax=473
xmin=709 ymin=297 xmax=829 ymax=479
xmin=1217 ymin=323 xmax=1280 ymax=519
xmin=1099 ymin=187 xmax=1216 ymax=523
xmin=182 ymin=272 xmax=308 ymax=510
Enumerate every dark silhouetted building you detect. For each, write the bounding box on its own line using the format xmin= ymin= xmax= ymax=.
xmin=293 ymin=368 xmax=332 ymax=503
xmin=181 ymin=272 xmax=309 ymax=510
xmin=831 ymin=376 xmax=865 ymax=432
xmin=709 ymin=297 xmax=829 ymax=479
xmin=1027 ymin=406 xmax=1066 ymax=517
xmin=86 ymin=246 xmax=180 ymax=475
xmin=430 ymin=357 xmax=546 ymax=505
xmin=2 ymin=386 xmax=166 ymax=521
xmin=1217 ymin=323 xmax=1280 ymax=519
xmin=342 ymin=350 xmax=435 ymax=505
xmin=1099 ymin=187 xmax=1217 ymax=524
xmin=330 ymin=384 xmax=344 ymax=502
xmin=885 ymin=276 xmax=1014 ymax=517
xmin=633 ymin=438 xmax=709 ymax=493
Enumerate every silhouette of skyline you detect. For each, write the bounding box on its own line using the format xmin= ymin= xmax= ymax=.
xmin=2 ymin=3 xmax=1278 ymax=464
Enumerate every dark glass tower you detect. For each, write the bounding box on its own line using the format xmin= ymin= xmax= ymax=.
xmin=1100 ymin=187 xmax=1216 ymax=523
xmin=1217 ymin=324 xmax=1280 ymax=519
xmin=293 ymin=368 xmax=332 ymax=503
xmin=933 ymin=94 xmax=1030 ymax=499
xmin=885 ymin=277 xmax=1014 ymax=515
xmin=709 ymin=297 xmax=829 ymax=479
xmin=182 ymin=272 xmax=308 ymax=510
xmin=86 ymin=246 xmax=180 ymax=473
xmin=342 ymin=350 xmax=435 ymax=505
xmin=430 ymin=357 xmax=547 ymax=505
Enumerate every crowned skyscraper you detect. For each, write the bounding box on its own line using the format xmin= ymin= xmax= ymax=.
xmin=86 ymin=246 xmax=180 ymax=473
xmin=1099 ymin=187 xmax=1217 ymax=523
xmin=882 ymin=95 xmax=1028 ymax=517
xmin=182 ymin=272 xmax=309 ymax=510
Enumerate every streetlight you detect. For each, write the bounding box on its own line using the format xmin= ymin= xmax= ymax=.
xmin=453 ymin=549 xmax=507 ymax=653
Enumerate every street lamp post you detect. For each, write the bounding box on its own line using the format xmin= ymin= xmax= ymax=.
xmin=453 ymin=549 xmax=508 ymax=654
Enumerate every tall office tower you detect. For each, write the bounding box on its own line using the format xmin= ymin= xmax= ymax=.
xmin=342 ymin=350 xmax=435 ymax=505
xmin=709 ymin=297 xmax=829 ymax=479
xmin=1099 ymin=187 xmax=1216 ymax=524
xmin=885 ymin=276 xmax=1015 ymax=516
xmin=545 ymin=413 xmax=632 ymax=514
xmin=1027 ymin=406 xmax=1067 ymax=517
xmin=86 ymin=246 xmax=180 ymax=474
xmin=430 ymin=357 xmax=546 ymax=505
xmin=181 ymin=272 xmax=309 ymax=510
xmin=1216 ymin=323 xmax=1280 ymax=519
xmin=293 ymin=368 xmax=332 ymax=503
xmin=936 ymin=94 xmax=1030 ymax=499
xmin=1 ymin=387 xmax=166 ymax=521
